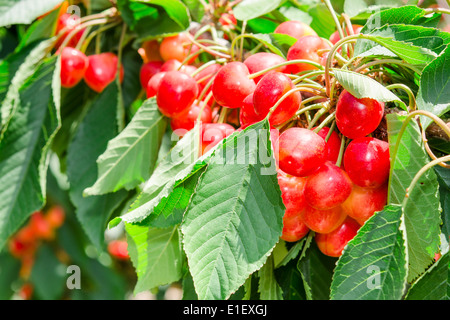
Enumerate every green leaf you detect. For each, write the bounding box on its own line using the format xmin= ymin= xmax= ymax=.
xmin=66 ymin=82 xmax=128 ymax=249
xmin=251 ymin=33 xmax=297 ymax=59
xmin=258 ymin=254 xmax=283 ymax=300
xmin=274 ymin=254 xmax=306 ymax=300
xmin=0 ymin=252 xmax=20 ymax=299
xmin=330 ymin=205 xmax=408 ymax=300
xmin=0 ymin=55 xmax=60 ymax=250
xmin=417 ymin=45 xmax=450 ymax=129
xmin=387 ymin=113 xmax=441 ymax=283
xmin=405 ymin=252 xmax=450 ymax=300
xmin=181 ymin=120 xmax=285 ymax=300
xmin=0 ymin=0 xmax=63 ymax=27
xmin=126 ymin=224 xmax=184 ymax=294
xmin=84 ymin=98 xmax=167 ymax=196
xmin=233 ymin=0 xmax=284 ymax=21
xmin=307 ymin=3 xmax=337 ymax=39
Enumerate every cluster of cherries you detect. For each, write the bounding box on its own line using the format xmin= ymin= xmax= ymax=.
xmin=8 ymin=206 xmax=65 ymax=299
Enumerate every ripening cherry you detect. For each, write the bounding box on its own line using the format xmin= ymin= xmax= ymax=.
xmin=212 ymin=62 xmax=256 ymax=109
xmin=274 ymin=21 xmax=317 ymax=40
xmin=55 ymin=13 xmax=86 ymax=48
xmin=329 ymin=25 xmax=364 ymax=45
xmin=304 ymin=161 xmax=353 ymax=210
xmin=301 ymin=204 xmax=347 ymax=234
xmin=159 ymin=32 xmax=199 ymax=63
xmin=156 ymin=71 xmax=199 ymax=118
xmin=315 ymin=217 xmax=360 ymax=257
xmin=341 ymin=183 xmax=387 ymax=225
xmin=140 ymin=61 xmax=164 ymax=89
xmin=278 ymin=170 xmax=308 ymax=219
xmin=343 ymin=137 xmax=391 ymax=188
xmin=45 ymin=205 xmax=66 ymax=229
xmin=171 ymin=102 xmax=212 ymax=134
xmin=316 ymin=127 xmax=341 ymax=163
xmin=243 ymin=52 xmax=288 ymax=84
xmin=281 ymin=215 xmax=310 ymax=242
xmin=84 ymin=53 xmax=124 ymax=93
xmin=201 ymin=123 xmax=235 ymax=154
xmin=287 ymin=35 xmax=331 ymax=74
xmin=60 ymin=47 xmax=89 ymax=88
xmin=277 ymin=128 xmax=327 ymax=177
xmin=141 ymin=39 xmax=163 ymax=62
xmin=253 ymin=71 xmax=301 ymax=126
xmin=335 ymin=90 xmax=385 ymax=140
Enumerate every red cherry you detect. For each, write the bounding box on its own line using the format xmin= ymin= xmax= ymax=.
xmin=159 ymin=33 xmax=199 ymax=63
xmin=304 ymin=161 xmax=353 ymax=210
xmin=45 ymin=205 xmax=66 ymax=229
xmin=277 ymin=128 xmax=327 ymax=177
xmin=315 ymin=217 xmax=360 ymax=257
xmin=301 ymin=204 xmax=347 ymax=234
xmin=55 ymin=13 xmax=86 ymax=48
xmin=212 ymin=62 xmax=256 ymax=109
xmin=146 ymin=72 xmax=166 ymax=98
xmin=243 ymin=52 xmax=288 ymax=84
xmin=193 ymin=63 xmax=222 ymax=99
xmin=343 ymin=137 xmax=391 ymax=188
xmin=201 ymin=123 xmax=235 ymax=154
xmin=342 ymin=184 xmax=387 ymax=224
xmin=170 ymin=102 xmax=212 ymax=135
xmin=329 ymin=25 xmax=364 ymax=45
xmin=240 ymin=93 xmax=265 ymax=129
xmin=281 ymin=215 xmax=310 ymax=242
xmin=219 ymin=12 xmax=237 ymax=27
xmin=29 ymin=211 xmax=54 ymax=240
xmin=316 ymin=127 xmax=341 ymax=163
xmin=253 ymin=71 xmax=301 ymax=126
xmin=287 ymin=35 xmax=331 ymax=74
xmin=84 ymin=53 xmax=124 ymax=93
xmin=60 ymin=47 xmax=89 ymax=88
xmin=140 ymin=61 xmax=164 ymax=89
xmin=278 ymin=170 xmax=308 ymax=219
xmin=156 ymin=71 xmax=199 ymax=118
xmin=335 ymin=90 xmax=385 ymax=139
xmin=274 ymin=21 xmax=317 ymax=40
xmin=108 ymin=240 xmax=129 ymax=260
xmin=160 ymin=59 xmax=183 ymax=72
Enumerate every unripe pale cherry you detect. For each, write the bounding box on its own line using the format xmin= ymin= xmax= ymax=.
xmin=281 ymin=215 xmax=310 ymax=242
xmin=315 ymin=217 xmax=360 ymax=257
xmin=301 ymin=204 xmax=347 ymax=234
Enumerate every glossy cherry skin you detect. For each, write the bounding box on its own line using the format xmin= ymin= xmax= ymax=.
xmin=156 ymin=71 xmax=199 ymax=118
xmin=55 ymin=13 xmax=86 ymax=48
xmin=343 ymin=137 xmax=390 ymax=188
xmin=243 ymin=52 xmax=288 ymax=84
xmin=274 ymin=21 xmax=317 ymax=40
xmin=342 ymin=183 xmax=387 ymax=225
xmin=301 ymin=204 xmax=347 ymax=234
xmin=193 ymin=63 xmax=222 ymax=100
xmin=335 ymin=90 xmax=385 ymax=140
xmin=159 ymin=32 xmax=199 ymax=63
xmin=146 ymin=72 xmax=166 ymax=98
xmin=60 ymin=47 xmax=89 ymax=88
xmin=140 ymin=61 xmax=164 ymax=89
xmin=212 ymin=62 xmax=256 ymax=109
xmin=278 ymin=170 xmax=308 ymax=219
xmin=316 ymin=127 xmax=341 ymax=163
xmin=281 ymin=215 xmax=310 ymax=242
xmin=277 ymin=128 xmax=327 ymax=177
xmin=304 ymin=161 xmax=353 ymax=210
xmin=201 ymin=123 xmax=235 ymax=154
xmin=170 ymin=102 xmax=212 ymax=135
xmin=240 ymin=93 xmax=265 ymax=129
xmin=315 ymin=217 xmax=360 ymax=257
xmin=287 ymin=36 xmax=331 ymax=74
xmin=84 ymin=53 xmax=124 ymax=93
xmin=253 ymin=71 xmax=301 ymax=126
xmin=329 ymin=25 xmax=364 ymax=45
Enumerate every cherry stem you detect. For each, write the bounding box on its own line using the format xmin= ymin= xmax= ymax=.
xmin=385 ymin=83 xmax=416 ymax=112
xmin=196 ymin=91 xmax=214 ymax=123
xmin=185 ymin=33 xmax=232 ymax=59
xmin=323 ymin=0 xmax=345 ymax=44
xmin=247 ymin=59 xmax=324 ymax=80
xmin=312 ymin=111 xmax=336 ymax=132
xmin=58 ymin=18 xmax=111 ymax=52
xmin=335 ymin=135 xmax=347 ymax=168
xmin=354 ymin=59 xmax=422 ymax=75
xmin=421 ymin=126 xmax=450 ymax=169
xmin=307 ymin=102 xmax=332 ymax=129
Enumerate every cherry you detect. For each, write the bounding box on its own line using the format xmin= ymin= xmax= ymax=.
xmin=253 ymin=71 xmax=301 ymax=126
xmin=146 ymin=71 xmax=166 ymax=98
xmin=194 ymin=63 xmax=222 ymax=95
xmin=18 ymin=283 xmax=34 ymax=300
xmin=141 ymin=39 xmax=163 ymax=62
xmin=343 ymin=137 xmax=390 ymax=188
xmin=201 ymin=123 xmax=235 ymax=154
xmin=329 ymin=25 xmax=364 ymax=45
xmin=277 ymin=128 xmax=327 ymax=177
xmin=278 ymin=170 xmax=308 ymax=219
xmin=281 ymin=215 xmax=310 ymax=242
xmin=274 ymin=21 xmax=317 ymax=40
xmin=60 ymin=47 xmax=89 ymax=88
xmin=45 ymin=205 xmax=66 ymax=229
xmin=170 ymin=102 xmax=212 ymax=134
xmin=342 ymin=183 xmax=388 ymax=225
xmin=159 ymin=32 xmax=199 ymax=63
xmin=335 ymin=90 xmax=385 ymax=140
xmin=243 ymin=52 xmax=288 ymax=84
xmin=315 ymin=127 xmax=341 ymax=163
xmin=160 ymin=59 xmax=183 ymax=72
xmin=304 ymin=161 xmax=353 ymax=210
xmin=140 ymin=61 xmax=164 ymax=89
xmin=107 ymin=240 xmax=129 ymax=260
xmin=156 ymin=71 xmax=199 ymax=118
xmin=84 ymin=53 xmax=124 ymax=93
xmin=55 ymin=13 xmax=86 ymax=48
xmin=212 ymin=62 xmax=256 ymax=109
xmin=219 ymin=12 xmax=237 ymax=27
xmin=300 ymin=204 xmax=347 ymax=234
xmin=315 ymin=217 xmax=360 ymax=257
xmin=240 ymin=93 xmax=265 ymax=129
xmin=29 ymin=211 xmax=53 ymax=240
xmin=287 ymin=35 xmax=331 ymax=74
